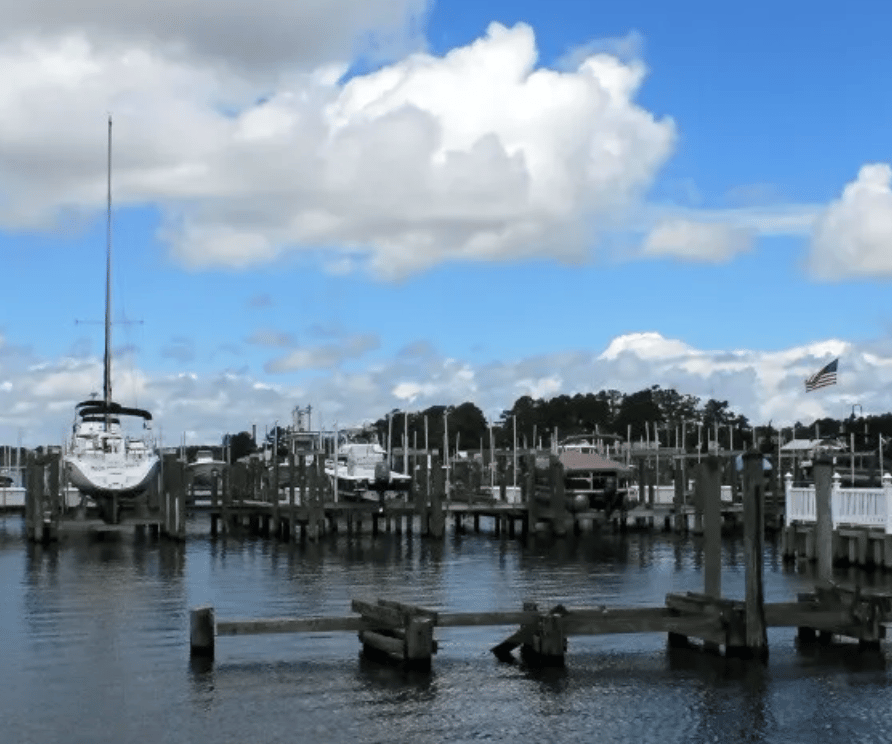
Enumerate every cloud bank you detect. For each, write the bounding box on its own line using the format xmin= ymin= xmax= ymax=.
xmin=4 ymin=330 xmax=888 ymax=445
xmin=0 ymin=18 xmax=675 ymax=277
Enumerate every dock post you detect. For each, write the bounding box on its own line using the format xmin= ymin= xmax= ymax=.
xmin=638 ymin=459 xmax=647 ymax=510
xmin=24 ymin=456 xmax=37 ymax=542
xmin=158 ymin=464 xmax=168 ymax=536
xmin=288 ymin=452 xmax=296 ymax=542
xmin=550 ymin=455 xmax=567 ymax=537
xmin=405 ymin=616 xmax=435 ymax=671
xmin=308 ymin=455 xmax=322 ymax=541
xmin=647 ymin=466 xmax=655 ymax=511
xmin=703 ymin=456 xmax=722 ymax=599
xmin=416 ymin=455 xmax=430 ymax=535
xmin=741 ymin=450 xmax=768 ymax=660
xmin=46 ymin=455 xmax=60 ymax=540
xmin=499 ymin=455 xmax=507 ymax=503
xmin=795 ymin=458 xmax=834 ymax=644
xmin=525 ymin=454 xmax=538 ymax=536
xmin=271 ymin=451 xmax=280 ymax=539
xmin=673 ymin=460 xmax=685 ymax=533
xmin=814 ymin=458 xmax=833 ymax=582
xmin=298 ymin=454 xmax=306 ymax=508
xmin=176 ymin=458 xmax=187 ymax=540
xmin=221 ymin=467 xmax=231 ymax=535
xmin=162 ymin=454 xmax=175 ymax=537
xmin=521 ymin=606 xmax=566 ymax=667
xmin=691 ymin=464 xmax=704 ymax=535
xmin=430 ymin=457 xmax=445 ymax=539
xmin=210 ymin=474 xmax=219 ymax=536
xmin=702 ymin=456 xmax=722 ymax=653
xmin=190 ymin=606 xmax=215 ymax=659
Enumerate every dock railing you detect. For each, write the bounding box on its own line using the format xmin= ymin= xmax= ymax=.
xmin=785 ymin=472 xmax=892 ymax=533
xmin=631 ymin=484 xmax=733 ymax=506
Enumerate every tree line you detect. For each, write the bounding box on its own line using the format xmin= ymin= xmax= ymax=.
xmin=218 ymin=385 xmax=892 ymax=461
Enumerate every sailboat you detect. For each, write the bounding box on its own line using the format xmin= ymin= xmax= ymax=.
xmin=63 ymin=117 xmax=160 ymax=524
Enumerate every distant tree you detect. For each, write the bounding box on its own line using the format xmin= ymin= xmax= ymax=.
xmin=652 ymin=386 xmax=700 ymax=426
xmin=614 ymin=387 xmax=663 ymax=441
xmin=265 ymin=425 xmax=289 ymax=456
xmin=448 ymin=401 xmax=488 ymax=452
xmin=226 ymin=431 xmax=256 ymax=461
xmin=572 ymin=392 xmax=613 ymax=434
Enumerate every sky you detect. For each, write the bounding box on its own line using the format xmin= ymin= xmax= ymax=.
xmin=1 ymin=0 xmax=892 ymax=447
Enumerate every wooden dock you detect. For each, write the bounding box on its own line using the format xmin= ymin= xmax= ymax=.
xmin=190 ymin=453 xmax=892 ymax=671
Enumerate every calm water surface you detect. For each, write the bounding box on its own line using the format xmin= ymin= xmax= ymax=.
xmin=3 ymin=514 xmax=892 ymax=743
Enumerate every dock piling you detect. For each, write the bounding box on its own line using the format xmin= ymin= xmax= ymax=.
xmin=190 ymin=606 xmax=215 ymax=659
xmin=740 ymin=450 xmax=768 ymax=660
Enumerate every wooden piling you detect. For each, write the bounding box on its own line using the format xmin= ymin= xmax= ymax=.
xmin=514 ymin=601 xmax=566 ymax=667
xmin=209 ymin=474 xmax=219 ymax=536
xmin=499 ymin=456 xmax=507 ymax=503
xmin=190 ymin=606 xmax=215 ymax=658
xmin=176 ymin=458 xmax=187 ymax=539
xmin=414 ymin=459 xmax=429 ymax=535
xmin=673 ymin=461 xmax=685 ymax=533
xmin=307 ymin=455 xmax=323 ymax=541
xmin=353 ymin=599 xmax=438 ymax=670
xmin=288 ymin=452 xmax=296 ymax=542
xmin=405 ymin=616 xmax=435 ymax=667
xmin=272 ymin=447 xmax=280 ymax=528
xmin=739 ymin=450 xmax=768 ymax=660
xmin=525 ymin=454 xmax=538 ymax=535
xmin=298 ymin=454 xmax=307 ymax=509
xmin=702 ymin=456 xmax=722 ymax=599
xmin=25 ymin=455 xmax=42 ymax=542
xmin=430 ymin=457 xmax=445 ymax=539
xmin=691 ymin=465 xmax=704 ymax=535
xmin=813 ymin=457 xmax=833 ymax=584
xmin=550 ymin=455 xmax=567 ymax=537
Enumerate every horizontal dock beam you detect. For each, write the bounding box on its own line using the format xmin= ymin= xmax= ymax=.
xmin=192 ymin=593 xmax=890 ymax=665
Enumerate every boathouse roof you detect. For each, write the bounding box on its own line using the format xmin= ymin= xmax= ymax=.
xmin=780 ymin=438 xmax=845 ymax=452
xmin=559 ymin=450 xmax=630 ymax=472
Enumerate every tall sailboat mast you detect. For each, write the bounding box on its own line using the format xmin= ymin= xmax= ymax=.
xmin=104 ymin=115 xmax=113 ymax=423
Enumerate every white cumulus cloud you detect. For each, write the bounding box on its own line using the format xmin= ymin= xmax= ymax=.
xmin=810 ymin=163 xmax=892 ymax=280
xmin=0 ymin=21 xmax=676 ymax=278
xmin=0 ymin=0 xmax=430 ymax=75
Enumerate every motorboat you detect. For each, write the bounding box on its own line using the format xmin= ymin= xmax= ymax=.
xmin=325 ymin=441 xmax=411 ymax=502
xmin=186 ymin=448 xmax=228 ymax=486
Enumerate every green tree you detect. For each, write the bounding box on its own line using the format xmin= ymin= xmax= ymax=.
xmin=614 ymin=387 xmax=663 ymax=441
xmin=226 ymin=431 xmax=256 ymax=462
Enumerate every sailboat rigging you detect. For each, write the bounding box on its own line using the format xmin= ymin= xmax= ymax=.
xmin=63 ymin=116 xmax=160 ymax=524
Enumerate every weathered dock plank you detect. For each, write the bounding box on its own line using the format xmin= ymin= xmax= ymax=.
xmin=217 ymin=616 xmax=365 ymax=636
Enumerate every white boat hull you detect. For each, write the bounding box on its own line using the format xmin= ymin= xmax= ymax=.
xmin=187 ymin=460 xmax=227 ymax=485
xmin=326 ymin=465 xmax=411 ymax=502
xmin=65 ymin=454 xmax=159 ymax=499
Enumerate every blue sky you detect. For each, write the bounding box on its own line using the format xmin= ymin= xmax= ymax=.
xmin=1 ymin=0 xmax=891 ymax=446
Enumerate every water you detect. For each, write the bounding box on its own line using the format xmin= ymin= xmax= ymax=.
xmin=3 ymin=515 xmax=892 ymax=744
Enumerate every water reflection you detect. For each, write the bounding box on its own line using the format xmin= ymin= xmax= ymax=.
xmin=672 ymin=648 xmax=772 ymax=743
xmin=6 ymin=515 xmax=892 ymax=744
xmin=356 ymin=654 xmax=436 ymax=697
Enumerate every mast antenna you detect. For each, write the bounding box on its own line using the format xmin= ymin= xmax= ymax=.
xmin=104 ymin=115 xmax=113 ymax=421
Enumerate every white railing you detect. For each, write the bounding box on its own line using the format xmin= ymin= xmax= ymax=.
xmin=1 ymin=487 xmax=80 ymax=509
xmin=786 ymin=486 xmax=815 ymax=524
xmin=785 ymin=472 xmax=892 ymax=534
xmin=633 ymin=484 xmax=733 ymax=505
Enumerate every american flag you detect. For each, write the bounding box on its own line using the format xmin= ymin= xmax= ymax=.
xmin=805 ymin=358 xmax=838 ymax=392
